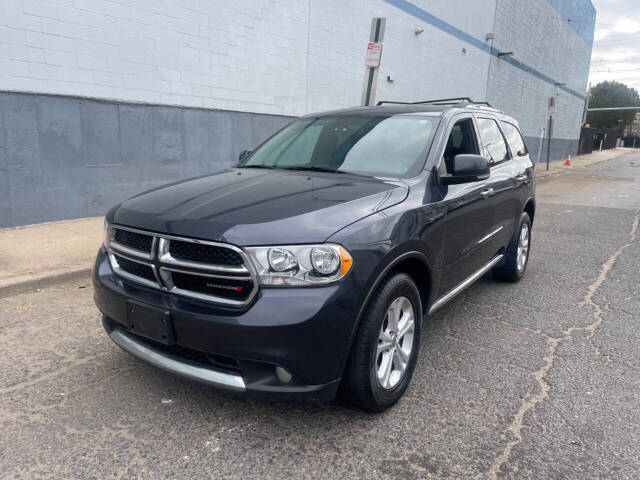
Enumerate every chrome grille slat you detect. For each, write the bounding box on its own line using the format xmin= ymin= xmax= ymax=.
xmin=109 ymin=253 xmax=159 ymax=289
xmin=158 ymin=238 xmax=248 ymax=274
xmin=106 ymin=226 xmax=258 ymax=306
xmin=110 ymin=240 xmax=154 ymax=260
xmin=113 ymin=228 xmax=154 ymax=253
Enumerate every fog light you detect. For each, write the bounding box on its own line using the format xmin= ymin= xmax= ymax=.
xmin=275 ymin=366 xmax=293 ymax=384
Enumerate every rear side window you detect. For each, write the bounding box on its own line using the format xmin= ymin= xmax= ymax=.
xmin=477 ymin=118 xmax=509 ymax=165
xmin=501 ymin=122 xmax=528 ymax=157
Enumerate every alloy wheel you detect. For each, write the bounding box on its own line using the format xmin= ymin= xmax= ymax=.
xmin=516 ymin=223 xmax=530 ymax=272
xmin=376 ymin=296 xmax=415 ymax=390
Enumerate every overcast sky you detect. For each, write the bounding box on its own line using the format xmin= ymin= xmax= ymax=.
xmin=588 ymin=0 xmax=640 ymax=94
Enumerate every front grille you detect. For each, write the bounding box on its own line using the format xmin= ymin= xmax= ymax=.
xmin=132 ymin=333 xmax=241 ymax=373
xmin=114 ymin=254 xmax=156 ymax=282
xmin=107 ymin=226 xmax=257 ymax=306
xmin=171 ymin=272 xmax=253 ymax=301
xmin=169 ymin=240 xmax=244 ymax=266
xmin=114 ymin=229 xmax=153 ymax=252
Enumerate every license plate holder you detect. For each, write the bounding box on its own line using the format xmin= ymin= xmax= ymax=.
xmin=126 ymin=300 xmax=174 ymax=345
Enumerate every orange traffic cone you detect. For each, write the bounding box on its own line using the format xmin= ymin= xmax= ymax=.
xmin=564 ymin=154 xmax=571 ymax=166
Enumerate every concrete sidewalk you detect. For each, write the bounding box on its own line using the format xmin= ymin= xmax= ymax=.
xmin=535 ymin=147 xmax=631 ymax=178
xmin=0 ymin=217 xmax=103 ymax=296
xmin=0 ymin=148 xmax=632 ymax=296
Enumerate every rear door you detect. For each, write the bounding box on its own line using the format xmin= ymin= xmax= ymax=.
xmin=475 ymin=116 xmax=519 ymax=253
xmin=436 ymin=114 xmax=497 ymax=295
xmin=500 ymin=120 xmax=534 ymax=210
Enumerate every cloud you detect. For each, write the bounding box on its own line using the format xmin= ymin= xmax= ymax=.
xmin=589 ymin=0 xmax=640 ymax=92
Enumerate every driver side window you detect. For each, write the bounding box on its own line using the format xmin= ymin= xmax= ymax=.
xmin=443 ymin=118 xmax=480 ymax=174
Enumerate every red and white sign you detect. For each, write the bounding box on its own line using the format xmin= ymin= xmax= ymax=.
xmin=365 ymin=42 xmax=383 ymax=68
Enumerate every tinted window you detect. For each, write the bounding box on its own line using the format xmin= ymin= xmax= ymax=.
xmin=477 ymin=118 xmax=509 ymax=165
xmin=501 ymin=122 xmax=528 ymax=156
xmin=443 ymin=118 xmax=479 ymax=174
xmin=241 ymin=115 xmax=438 ymax=178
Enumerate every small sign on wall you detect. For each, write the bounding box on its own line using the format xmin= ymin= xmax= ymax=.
xmin=365 ymin=42 xmax=383 ymax=68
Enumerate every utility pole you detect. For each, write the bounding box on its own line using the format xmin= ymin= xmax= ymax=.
xmin=582 ymin=83 xmax=591 ymax=124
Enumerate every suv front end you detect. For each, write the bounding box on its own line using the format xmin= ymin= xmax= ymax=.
xmin=94 ymin=221 xmax=363 ymax=401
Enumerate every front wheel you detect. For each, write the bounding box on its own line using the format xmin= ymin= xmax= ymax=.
xmin=493 ymin=212 xmax=531 ymax=282
xmin=341 ymin=273 xmax=422 ymax=412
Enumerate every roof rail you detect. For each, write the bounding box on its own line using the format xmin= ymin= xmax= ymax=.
xmin=376 ymin=97 xmax=495 ymax=108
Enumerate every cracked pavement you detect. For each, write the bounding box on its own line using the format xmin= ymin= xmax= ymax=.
xmin=2 ymin=152 xmax=640 ymax=479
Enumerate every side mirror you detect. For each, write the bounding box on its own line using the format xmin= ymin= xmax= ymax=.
xmin=238 ymin=149 xmax=252 ymax=161
xmin=441 ymin=154 xmax=490 ymax=185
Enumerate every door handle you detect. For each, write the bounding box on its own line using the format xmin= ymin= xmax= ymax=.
xmin=480 ymin=187 xmax=494 ymax=198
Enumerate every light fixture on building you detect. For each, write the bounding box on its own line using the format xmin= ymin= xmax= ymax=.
xmin=486 ymin=33 xmax=494 ymax=42
xmin=497 ymin=51 xmax=514 ymax=57
xmin=414 ymin=28 xmax=424 ymax=35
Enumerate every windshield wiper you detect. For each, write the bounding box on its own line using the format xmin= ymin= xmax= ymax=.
xmin=237 ymin=164 xmax=276 ymax=169
xmin=282 ymin=166 xmax=346 ymax=174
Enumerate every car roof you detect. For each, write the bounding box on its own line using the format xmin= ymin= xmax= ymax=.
xmin=303 ymin=102 xmax=517 ymax=123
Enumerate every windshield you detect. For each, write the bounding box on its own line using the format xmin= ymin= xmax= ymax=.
xmin=239 ymin=115 xmax=439 ymax=178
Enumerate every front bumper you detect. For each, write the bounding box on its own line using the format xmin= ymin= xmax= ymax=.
xmin=93 ymin=247 xmax=360 ymax=401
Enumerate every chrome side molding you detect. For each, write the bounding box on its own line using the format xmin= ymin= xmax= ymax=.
xmin=428 ymin=254 xmax=504 ymax=315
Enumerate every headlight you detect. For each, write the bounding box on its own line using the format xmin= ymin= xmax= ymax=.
xmin=246 ymin=244 xmax=353 ymax=286
xmin=310 ymin=246 xmax=340 ymax=275
xmin=103 ymin=219 xmax=111 ymax=247
xmin=268 ymin=247 xmax=298 ymax=272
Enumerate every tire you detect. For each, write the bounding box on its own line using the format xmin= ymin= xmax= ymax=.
xmin=493 ymin=212 xmax=531 ymax=282
xmin=341 ymin=272 xmax=422 ymax=412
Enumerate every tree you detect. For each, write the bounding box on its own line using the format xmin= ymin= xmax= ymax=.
xmin=586 ymin=81 xmax=640 ymax=133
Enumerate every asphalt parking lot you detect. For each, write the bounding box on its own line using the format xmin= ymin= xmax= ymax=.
xmin=2 ymin=152 xmax=639 ymax=479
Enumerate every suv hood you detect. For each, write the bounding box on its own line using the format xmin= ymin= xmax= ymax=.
xmin=111 ymin=168 xmax=408 ymax=245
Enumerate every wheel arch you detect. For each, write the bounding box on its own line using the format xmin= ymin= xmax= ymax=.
xmin=338 ymin=248 xmax=434 ymax=384
xmin=348 ymin=249 xmax=434 ymax=348
xmin=524 ymin=197 xmax=536 ymax=224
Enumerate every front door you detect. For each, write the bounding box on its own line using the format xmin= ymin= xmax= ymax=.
xmin=436 ymin=115 xmax=497 ymax=296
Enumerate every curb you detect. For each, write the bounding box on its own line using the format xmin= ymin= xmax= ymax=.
xmin=0 ymin=267 xmax=92 ymax=299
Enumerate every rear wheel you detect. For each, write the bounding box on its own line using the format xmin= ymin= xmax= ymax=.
xmin=493 ymin=212 xmax=531 ymax=282
xmin=341 ymin=273 xmax=422 ymax=412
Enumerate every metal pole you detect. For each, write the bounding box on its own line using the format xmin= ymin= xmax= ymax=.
xmin=536 ymin=127 xmax=545 ymax=165
xmin=587 ymin=106 xmax=640 ymax=112
xmin=582 ymin=84 xmax=590 ymax=124
xmin=546 ymin=116 xmax=553 ymax=171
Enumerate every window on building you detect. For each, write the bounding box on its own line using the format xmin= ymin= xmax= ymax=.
xmin=500 ymin=122 xmax=528 ymax=157
xmin=477 ymin=118 xmax=509 ymax=165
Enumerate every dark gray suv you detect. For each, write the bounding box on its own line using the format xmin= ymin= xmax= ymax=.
xmin=94 ymin=98 xmax=535 ymax=412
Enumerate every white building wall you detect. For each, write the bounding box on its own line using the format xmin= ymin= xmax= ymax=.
xmin=374 ymin=0 xmax=496 ymax=105
xmin=0 ymin=0 xmax=311 ymax=115
xmin=0 ymin=0 xmax=595 ymax=227
xmin=0 ymin=0 xmax=497 ymax=116
xmin=486 ymin=0 xmax=593 ymax=147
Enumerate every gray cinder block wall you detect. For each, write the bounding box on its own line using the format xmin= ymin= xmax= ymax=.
xmin=0 ymin=92 xmax=291 ymax=228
